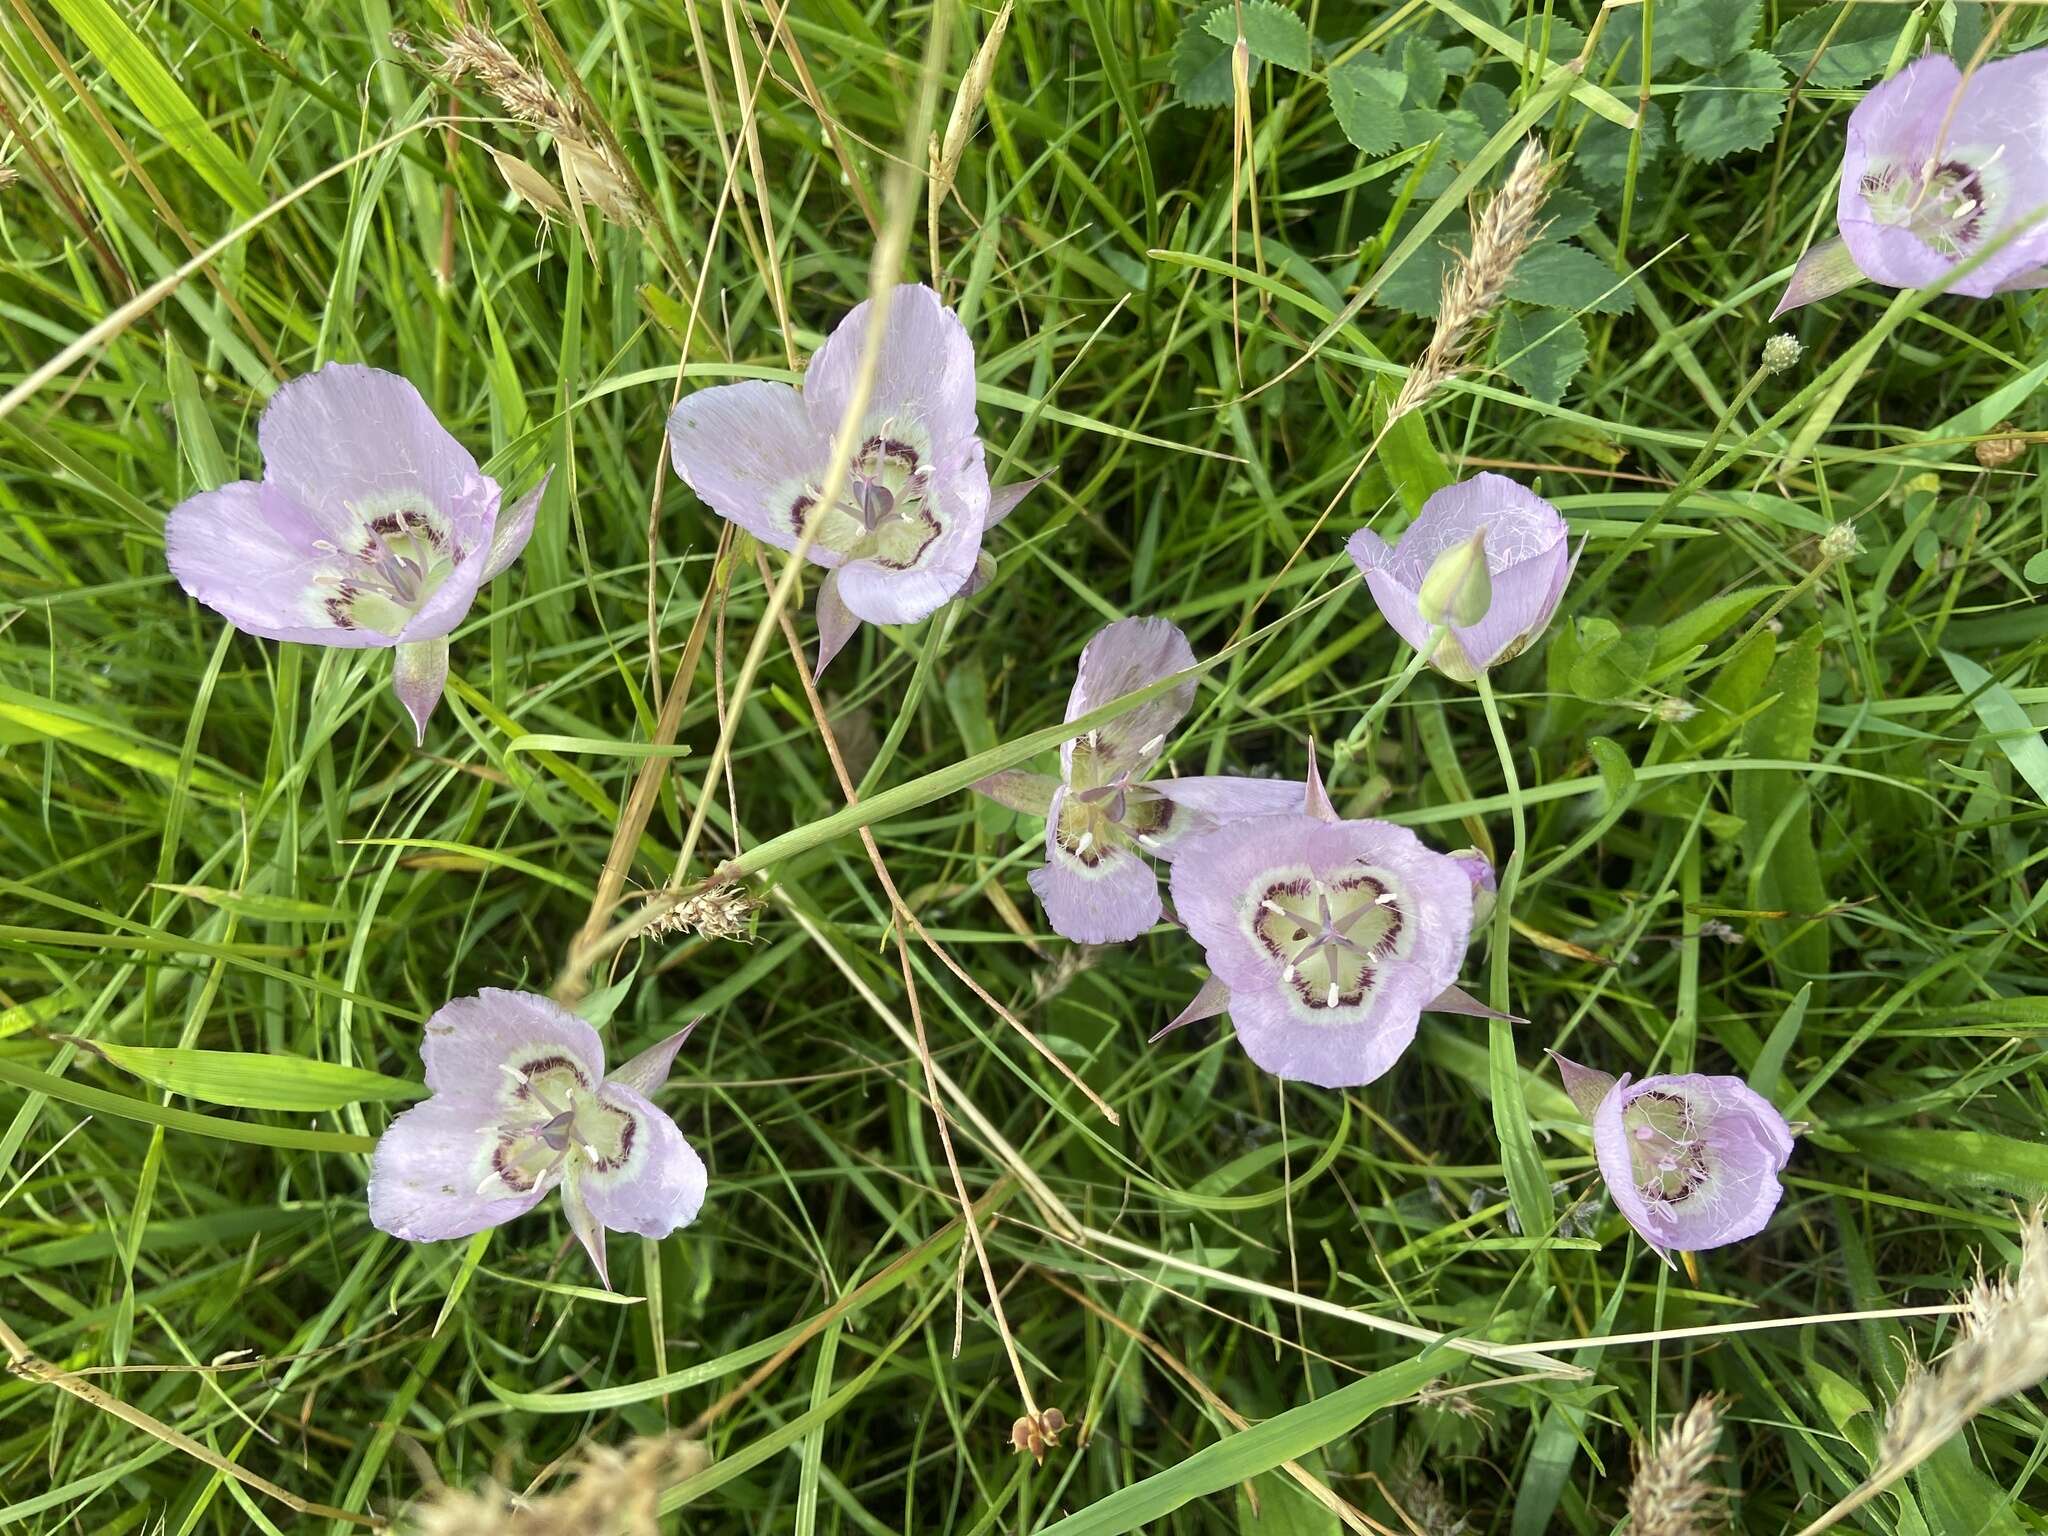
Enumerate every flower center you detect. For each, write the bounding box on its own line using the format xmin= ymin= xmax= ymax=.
xmin=317 ymin=493 xmax=460 ymax=633
xmin=1055 ymin=768 xmax=1177 ymax=867
xmin=786 ymin=427 xmax=948 ymax=572
xmin=482 ymin=1051 xmax=638 ymax=1196
xmin=1862 ymin=151 xmax=1998 ymax=258
xmin=1250 ymin=865 xmax=1408 ymax=1014
xmin=1622 ymin=1089 xmax=1710 ymax=1207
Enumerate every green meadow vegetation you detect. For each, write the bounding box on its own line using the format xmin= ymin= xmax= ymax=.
xmin=3 ymin=0 xmax=2048 ymax=1531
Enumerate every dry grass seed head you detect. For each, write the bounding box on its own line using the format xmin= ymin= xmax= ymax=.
xmin=400 ymin=1433 xmax=707 ymax=1536
xmin=1625 ymin=1394 xmax=1726 ymax=1536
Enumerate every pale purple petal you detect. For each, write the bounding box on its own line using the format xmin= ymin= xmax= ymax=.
xmin=1592 ymin=1071 xmax=1793 ymax=1260
xmin=1145 ymin=775 xmax=1307 ymax=857
xmin=368 ymin=1097 xmax=550 ymax=1242
xmin=1061 ymin=617 xmax=1198 ymax=783
xmin=608 ymin=1025 xmax=695 ymax=1098
xmin=419 ymin=988 xmax=606 ymax=1107
xmin=666 ymin=380 xmax=837 ymax=554
xmin=1223 ymin=967 xmax=1431 ymax=1089
xmin=1452 ymin=535 xmax=1569 ymax=670
xmin=973 ymin=770 xmax=1060 ymax=816
xmin=1427 ymin=984 xmax=1514 ymax=1020
xmin=831 ymin=435 xmax=990 ymax=624
xmin=1028 ymin=788 xmax=1161 ymax=943
xmin=166 ymin=481 xmax=398 ymax=648
xmin=1302 ymin=742 xmax=1339 ymax=823
xmin=1839 ymin=52 xmax=2048 ymax=298
xmin=257 ymin=364 xmax=499 ymax=547
xmin=1349 ymin=476 xmax=1568 ymax=676
xmin=1772 ymin=237 xmax=1865 ymax=317
xmin=1168 ymin=812 xmax=1476 ymax=1087
xmin=575 ymin=1082 xmax=708 ymax=1240
xmin=483 ymin=469 xmax=549 ymax=581
xmin=802 ymin=283 xmax=979 ymax=456
xmin=814 ymin=570 xmax=861 ymax=674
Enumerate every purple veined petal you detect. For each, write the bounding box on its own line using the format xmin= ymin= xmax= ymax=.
xmin=575 ymin=1082 xmax=709 ymax=1242
xmin=1449 ymin=535 xmax=1570 ymax=671
xmin=1839 ymin=52 xmax=2048 ymax=298
xmin=831 ymin=436 xmax=991 ymax=626
xmin=814 ymin=569 xmax=862 ymax=674
xmin=368 ymin=1097 xmax=552 ymax=1242
xmin=1027 ymin=786 xmax=1162 ymax=944
xmin=608 ymin=1023 xmax=697 ymax=1099
xmin=1548 ymin=1050 xmax=1619 ymax=1121
xmin=256 ymin=364 xmax=501 ymax=548
xmin=666 ymin=380 xmax=843 ymax=555
xmin=1171 ymin=813 xmax=1475 ymax=994
xmin=1995 ymin=262 xmax=2048 ymax=292
xmin=559 ymin=1166 xmax=611 ymax=1288
xmin=392 ymin=637 xmax=450 ymax=746
xmin=1222 ymin=960 xmax=1434 ymax=1089
xmin=1143 ymin=775 xmax=1309 ymax=858
xmin=419 ymin=988 xmax=607 ymax=1108
xmin=988 ymin=471 xmax=1049 ymax=528
xmin=483 ymin=468 xmax=550 ymax=582
xmin=802 ymin=283 xmax=980 ymax=457
xmin=165 ymin=481 xmax=399 ymax=648
xmin=1060 ymin=616 xmax=1199 ymax=785
xmin=973 ymin=769 xmax=1060 ymax=816
xmin=1591 ymin=1071 xmax=1793 ymax=1262
xmin=1771 ymin=237 xmax=1866 ymax=318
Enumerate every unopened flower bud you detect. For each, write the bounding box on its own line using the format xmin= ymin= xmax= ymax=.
xmin=1418 ymin=528 xmax=1493 ymax=627
xmin=1761 ymin=334 xmax=1802 ymax=374
xmin=1819 ymin=521 xmax=1863 ymax=562
xmin=1654 ymin=696 xmax=1699 ymax=724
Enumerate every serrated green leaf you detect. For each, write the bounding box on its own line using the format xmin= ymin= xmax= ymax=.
xmin=1172 ymin=2 xmax=1234 ymax=108
xmin=1576 ymin=100 xmax=1666 ymax=190
xmin=1509 ymin=242 xmax=1636 ymax=315
xmin=1497 ymin=308 xmax=1587 ymax=404
xmin=1402 ymin=35 xmax=1448 ymax=107
xmin=1675 ymin=51 xmax=1789 ymax=163
xmin=1327 ymin=60 xmax=1405 ymax=155
xmin=1665 ymin=0 xmax=1764 ymax=69
xmin=75 ymin=1041 xmax=422 ymax=1112
xmin=1202 ymin=0 xmax=1314 ymax=72
xmin=1773 ymin=2 xmax=1915 ymax=87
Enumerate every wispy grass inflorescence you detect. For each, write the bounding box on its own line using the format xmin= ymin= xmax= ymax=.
xmin=400 ymin=1432 xmax=706 ymax=1536
xmin=644 ymin=881 xmax=760 ymax=943
xmin=1796 ymin=1210 xmax=2048 ymax=1535
xmin=426 ymin=22 xmax=642 ymax=234
xmin=1390 ymin=139 xmax=1553 ymax=424
xmin=1625 ymin=1395 xmax=1726 ymax=1536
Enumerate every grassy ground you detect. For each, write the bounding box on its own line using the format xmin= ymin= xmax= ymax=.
xmin=4 ymin=1 xmax=2048 ymax=1531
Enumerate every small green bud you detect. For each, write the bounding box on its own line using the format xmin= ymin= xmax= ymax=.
xmin=1761 ymin=333 xmax=1803 ymax=374
xmin=1417 ymin=528 xmax=1493 ymax=627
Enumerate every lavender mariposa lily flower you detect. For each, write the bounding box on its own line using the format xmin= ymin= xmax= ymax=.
xmin=972 ymin=617 xmax=1302 ymax=945
xmin=1551 ymin=1053 xmax=1793 ymax=1265
xmin=665 ymin=283 xmax=1038 ymax=672
xmin=369 ymin=989 xmax=707 ymax=1288
xmin=1346 ymin=473 xmax=1574 ymax=682
xmin=1777 ymin=49 xmax=2048 ymax=316
xmin=1164 ymin=754 xmax=1488 ymax=1088
xmin=164 ymin=363 xmax=547 ymax=744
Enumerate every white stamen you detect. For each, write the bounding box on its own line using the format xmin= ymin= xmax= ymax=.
xmin=1076 ymin=832 xmax=1094 ymax=855
xmin=1135 ymin=833 xmax=1161 ymax=849
xmin=1260 ymin=899 xmax=1287 ymax=915
xmin=1984 ymin=143 xmax=2007 ymax=168
xmin=1139 ymin=734 xmax=1165 ymax=757
xmin=1376 ymin=891 xmax=1399 ymax=905
xmin=1325 ymin=982 xmax=1340 ymax=1008
xmin=1283 ymin=963 xmax=1296 ymax=983
xmin=497 ymin=1063 xmax=529 ymax=1086
xmin=475 ymin=1173 xmax=502 ymax=1195
xmin=581 ymin=1141 xmax=603 ymax=1162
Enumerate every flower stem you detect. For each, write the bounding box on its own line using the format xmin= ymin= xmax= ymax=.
xmin=1475 ymin=670 xmax=1554 ymax=1241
